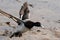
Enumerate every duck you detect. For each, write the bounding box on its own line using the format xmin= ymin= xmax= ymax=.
xmin=10 ymin=20 xmax=42 ymax=38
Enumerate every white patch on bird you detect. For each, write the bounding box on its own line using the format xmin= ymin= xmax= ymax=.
xmin=13 ymin=22 xmax=29 ymax=33
xmin=20 ymin=15 xmax=23 ymax=20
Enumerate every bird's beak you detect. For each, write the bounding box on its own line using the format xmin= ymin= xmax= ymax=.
xmin=41 ymin=25 xmax=45 ymax=28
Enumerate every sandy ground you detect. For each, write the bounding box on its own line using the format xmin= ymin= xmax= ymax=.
xmin=0 ymin=0 xmax=60 ymax=40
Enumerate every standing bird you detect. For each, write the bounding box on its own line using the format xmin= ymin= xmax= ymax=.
xmin=19 ymin=2 xmax=30 ymax=20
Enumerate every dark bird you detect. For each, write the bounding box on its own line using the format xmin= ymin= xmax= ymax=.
xmin=10 ymin=20 xmax=42 ymax=38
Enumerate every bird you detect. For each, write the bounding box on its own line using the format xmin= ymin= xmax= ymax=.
xmin=10 ymin=20 xmax=42 ymax=38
